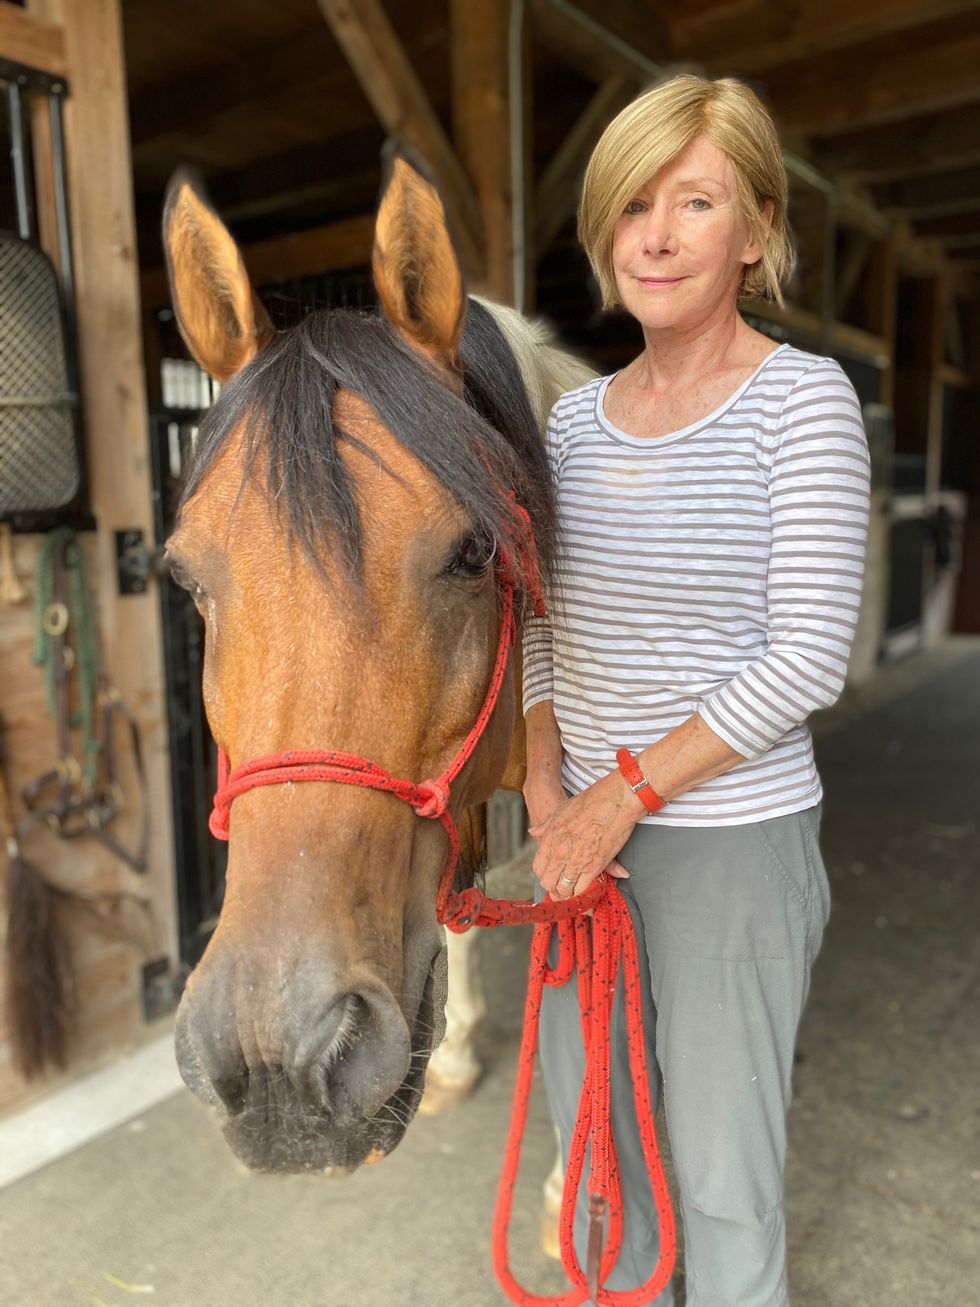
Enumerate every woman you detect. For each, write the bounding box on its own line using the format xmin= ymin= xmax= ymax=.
xmin=522 ymin=76 xmax=870 ymax=1307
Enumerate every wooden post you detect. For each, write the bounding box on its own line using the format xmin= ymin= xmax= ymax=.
xmin=27 ymin=0 xmax=178 ymax=971
xmin=450 ymin=0 xmax=531 ymax=307
xmin=316 ymin=0 xmax=485 ymax=282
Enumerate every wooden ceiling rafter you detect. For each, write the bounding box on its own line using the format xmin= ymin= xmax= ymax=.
xmin=813 ymin=102 xmax=980 ymax=182
xmin=0 ymin=1 xmax=67 ymax=78
xmin=535 ymin=73 xmax=638 ymax=252
xmin=314 ymin=0 xmax=484 ymax=280
xmin=761 ymin=10 xmax=980 ymax=137
xmin=674 ymin=0 xmax=980 ymax=76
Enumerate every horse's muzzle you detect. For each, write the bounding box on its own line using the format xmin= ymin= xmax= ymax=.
xmin=173 ymin=948 xmax=446 ymax=1172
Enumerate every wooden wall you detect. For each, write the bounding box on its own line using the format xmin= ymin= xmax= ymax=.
xmin=0 ymin=0 xmax=176 ymax=1114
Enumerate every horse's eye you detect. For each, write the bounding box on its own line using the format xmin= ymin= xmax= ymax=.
xmin=448 ymin=533 xmax=497 ymax=579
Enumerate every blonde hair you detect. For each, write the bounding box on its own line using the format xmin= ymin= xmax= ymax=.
xmin=579 ymin=75 xmax=794 ymax=308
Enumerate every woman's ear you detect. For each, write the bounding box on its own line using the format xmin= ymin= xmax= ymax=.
xmin=163 ymin=169 xmax=275 ymax=381
xmin=741 ymin=199 xmax=775 ymax=268
xmin=372 ymin=143 xmax=466 ymax=373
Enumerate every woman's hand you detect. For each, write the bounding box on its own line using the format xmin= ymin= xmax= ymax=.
xmin=529 ymin=769 xmax=643 ymax=900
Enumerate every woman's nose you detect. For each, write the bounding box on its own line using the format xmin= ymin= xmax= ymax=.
xmin=639 ymin=209 xmax=676 ymax=254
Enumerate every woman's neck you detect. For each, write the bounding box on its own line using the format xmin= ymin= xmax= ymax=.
xmin=632 ymin=311 xmax=759 ymax=392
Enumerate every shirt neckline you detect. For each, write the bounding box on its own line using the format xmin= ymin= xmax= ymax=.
xmin=594 ymin=342 xmax=790 ymax=450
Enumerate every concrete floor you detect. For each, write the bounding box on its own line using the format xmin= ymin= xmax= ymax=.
xmin=1 ymin=636 xmax=978 ymax=1307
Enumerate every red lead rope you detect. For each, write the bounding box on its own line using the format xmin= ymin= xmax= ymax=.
xmin=209 ymin=542 xmax=676 ymax=1305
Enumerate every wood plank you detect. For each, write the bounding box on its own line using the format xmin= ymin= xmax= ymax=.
xmin=140 ymin=213 xmax=375 ymax=309
xmin=450 ymin=0 xmax=515 ymax=302
xmin=814 ymin=104 xmax=980 ymax=181
xmin=535 ymin=75 xmax=636 ymax=253
xmin=0 ymin=1 xmax=66 ymax=77
xmin=315 ymin=0 xmax=483 ymax=280
xmin=762 ymin=11 xmax=980 ymax=137
xmin=913 ymin=207 xmax=980 ymax=241
xmin=21 ymin=0 xmax=179 ymax=1091
xmin=742 ymin=296 xmax=890 ymax=366
xmin=675 ymin=0 xmax=980 ymax=76
xmin=873 ymin=164 xmax=980 ymax=219
xmin=530 ymin=0 xmax=666 ymax=83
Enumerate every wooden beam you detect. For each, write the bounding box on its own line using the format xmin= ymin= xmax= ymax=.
xmin=834 ymin=230 xmax=873 ymax=319
xmin=27 ymin=0 xmax=178 ymax=1030
xmin=129 ymin=31 xmax=343 ymax=149
xmin=814 ymin=103 xmax=980 ymax=182
xmin=531 ymin=0 xmax=667 ymax=84
xmin=535 ymin=75 xmax=636 ymax=252
xmin=912 ymin=207 xmax=980 ymax=242
xmin=869 ymin=239 xmax=899 ymax=408
xmin=675 ymin=0 xmax=980 ymax=77
xmin=315 ymin=0 xmax=483 ymax=280
xmin=141 ymin=213 xmax=375 ymax=310
xmin=450 ymin=0 xmax=516 ymax=303
xmin=742 ymin=296 xmax=891 ymax=367
xmin=0 ymin=1 xmax=66 ymax=77
xmin=762 ymin=11 xmax=980 ymax=138
xmin=873 ymin=164 xmax=980 ymax=219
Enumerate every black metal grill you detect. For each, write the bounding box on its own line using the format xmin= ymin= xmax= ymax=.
xmin=0 ymin=232 xmax=80 ymax=512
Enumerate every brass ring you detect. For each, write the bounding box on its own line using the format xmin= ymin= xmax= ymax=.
xmin=42 ymin=602 xmax=69 ymax=636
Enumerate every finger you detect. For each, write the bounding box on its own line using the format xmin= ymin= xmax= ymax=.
xmin=605 ymin=858 xmax=630 ymax=879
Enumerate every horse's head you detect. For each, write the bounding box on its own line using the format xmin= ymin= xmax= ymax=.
xmin=163 ymin=152 xmax=554 ymax=1172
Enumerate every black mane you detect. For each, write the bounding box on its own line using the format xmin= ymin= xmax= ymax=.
xmin=179 ymin=299 xmax=556 ymax=596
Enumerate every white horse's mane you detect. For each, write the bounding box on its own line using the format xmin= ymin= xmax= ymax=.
xmin=477 ymin=298 xmax=597 ymax=435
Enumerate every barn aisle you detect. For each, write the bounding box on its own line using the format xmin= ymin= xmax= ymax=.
xmin=0 ymin=637 xmax=978 ymax=1307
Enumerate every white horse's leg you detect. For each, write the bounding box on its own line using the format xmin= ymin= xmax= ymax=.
xmin=540 ymin=1130 xmax=564 ymax=1259
xmin=420 ymin=927 xmax=486 ymax=1114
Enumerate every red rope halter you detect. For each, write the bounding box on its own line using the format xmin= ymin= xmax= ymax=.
xmin=209 ymin=530 xmax=675 ymax=1306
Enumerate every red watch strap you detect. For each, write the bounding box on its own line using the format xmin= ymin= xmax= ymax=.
xmin=616 ymin=747 xmax=666 ymax=814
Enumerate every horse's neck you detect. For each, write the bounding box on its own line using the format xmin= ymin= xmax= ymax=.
xmin=475 ymin=298 xmax=596 ymax=433
xmin=476 ymin=300 xmax=594 ymax=794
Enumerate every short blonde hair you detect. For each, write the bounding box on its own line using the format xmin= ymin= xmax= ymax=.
xmin=579 ymin=75 xmax=794 ymax=308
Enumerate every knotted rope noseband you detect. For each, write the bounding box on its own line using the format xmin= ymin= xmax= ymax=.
xmin=209 ymin=519 xmax=676 ymax=1306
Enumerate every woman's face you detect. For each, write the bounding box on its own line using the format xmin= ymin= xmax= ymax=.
xmin=611 ymin=135 xmax=768 ymax=333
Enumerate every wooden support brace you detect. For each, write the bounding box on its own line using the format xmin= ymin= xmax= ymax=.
xmin=0 ymin=1 xmax=66 ymax=78
xmin=535 ymin=74 xmax=636 ymax=253
xmin=316 ymin=0 xmax=484 ymax=281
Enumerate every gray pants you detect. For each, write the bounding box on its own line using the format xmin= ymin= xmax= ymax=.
xmin=535 ymin=804 xmax=829 ymax=1307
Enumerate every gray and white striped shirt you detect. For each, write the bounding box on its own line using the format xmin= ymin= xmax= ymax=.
xmin=522 ymin=343 xmax=871 ymax=826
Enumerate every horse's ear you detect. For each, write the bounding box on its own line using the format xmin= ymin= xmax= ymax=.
xmin=162 ymin=169 xmax=275 ymax=382
xmin=372 ymin=145 xmax=466 ymax=371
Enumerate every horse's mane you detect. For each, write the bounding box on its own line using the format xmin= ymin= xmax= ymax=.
xmin=179 ymin=299 xmax=586 ymax=594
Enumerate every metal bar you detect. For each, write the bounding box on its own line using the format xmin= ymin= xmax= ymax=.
xmin=48 ymin=92 xmax=81 ymax=398
xmin=0 ymin=56 xmax=68 ymax=98
xmin=545 ymin=0 xmax=665 ymax=81
xmin=6 ymin=79 xmax=36 ymax=240
xmin=509 ymin=0 xmax=527 ymax=312
xmin=821 ymin=189 xmax=839 ymax=356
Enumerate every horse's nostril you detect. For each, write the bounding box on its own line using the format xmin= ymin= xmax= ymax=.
xmin=213 ymin=1072 xmax=249 ymax=1117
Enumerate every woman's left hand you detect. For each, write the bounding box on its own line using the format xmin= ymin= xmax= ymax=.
xmin=529 ymin=769 xmax=643 ymax=900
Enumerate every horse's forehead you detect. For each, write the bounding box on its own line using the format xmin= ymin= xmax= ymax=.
xmin=174 ymin=392 xmax=455 ymax=573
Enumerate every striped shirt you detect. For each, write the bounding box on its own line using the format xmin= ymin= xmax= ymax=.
xmin=522 ymin=344 xmax=871 ymax=827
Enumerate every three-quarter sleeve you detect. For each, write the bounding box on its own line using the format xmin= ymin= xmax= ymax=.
xmin=696 ymin=360 xmax=871 ymax=760
xmin=522 ymin=407 xmax=560 ymax=715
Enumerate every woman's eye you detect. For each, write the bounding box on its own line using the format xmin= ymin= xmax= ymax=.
xmin=448 ymin=533 xmax=497 ymax=579
xmin=624 ymin=199 xmax=645 ymax=215
xmin=689 ymin=197 xmax=711 ymax=211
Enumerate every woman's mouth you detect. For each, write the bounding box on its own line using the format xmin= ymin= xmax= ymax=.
xmin=636 ymin=275 xmax=684 ymax=288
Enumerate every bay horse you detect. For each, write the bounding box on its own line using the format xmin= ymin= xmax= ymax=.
xmin=163 ymin=149 xmax=592 ymax=1173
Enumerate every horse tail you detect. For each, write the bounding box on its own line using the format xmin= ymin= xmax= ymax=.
xmin=5 ymin=850 xmax=72 ymax=1078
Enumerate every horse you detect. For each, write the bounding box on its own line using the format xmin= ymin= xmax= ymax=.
xmin=163 ymin=147 xmax=593 ymax=1174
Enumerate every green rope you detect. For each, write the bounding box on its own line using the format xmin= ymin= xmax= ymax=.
xmin=32 ymin=528 xmax=103 ymax=789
